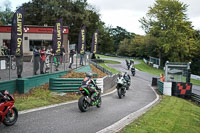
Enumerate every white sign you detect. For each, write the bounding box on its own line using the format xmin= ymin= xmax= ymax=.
xmin=0 ymin=60 xmax=6 ymax=70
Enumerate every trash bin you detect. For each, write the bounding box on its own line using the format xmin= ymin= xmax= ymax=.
xmin=152 ymin=77 xmax=158 ymax=86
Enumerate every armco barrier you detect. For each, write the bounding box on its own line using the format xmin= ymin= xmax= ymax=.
xmin=0 ymin=71 xmax=68 ymax=94
xmin=49 ymin=78 xmax=97 ymax=92
xmin=89 ymin=60 xmax=113 ymax=75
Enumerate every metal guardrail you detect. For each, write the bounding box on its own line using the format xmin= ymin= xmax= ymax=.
xmin=89 ymin=60 xmax=113 ymax=75
xmin=191 ymin=93 xmax=200 ymax=103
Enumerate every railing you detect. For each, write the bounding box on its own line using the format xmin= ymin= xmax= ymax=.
xmin=89 ymin=60 xmax=113 ymax=75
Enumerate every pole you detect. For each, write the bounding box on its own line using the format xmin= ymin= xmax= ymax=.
xmin=9 ymin=55 xmax=11 ymax=80
xmin=64 ymin=54 xmax=66 ymax=71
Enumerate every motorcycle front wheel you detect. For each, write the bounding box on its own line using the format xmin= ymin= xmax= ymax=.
xmin=96 ymin=97 xmax=102 ymax=108
xmin=3 ymin=107 xmax=18 ymax=126
xmin=78 ymin=96 xmax=89 ymax=112
xmin=117 ymin=88 xmax=122 ymax=99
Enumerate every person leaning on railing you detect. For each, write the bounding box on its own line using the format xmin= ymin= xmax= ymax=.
xmin=160 ymin=74 xmax=165 ymax=82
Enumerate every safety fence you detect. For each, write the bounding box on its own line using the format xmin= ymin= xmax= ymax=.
xmin=0 ymin=53 xmax=90 ymax=81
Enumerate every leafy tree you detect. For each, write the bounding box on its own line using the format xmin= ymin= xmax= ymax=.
xmin=140 ymin=0 xmax=196 ymax=63
xmin=0 ymin=1 xmax=13 ymax=25
xmin=109 ymin=26 xmax=134 ymax=52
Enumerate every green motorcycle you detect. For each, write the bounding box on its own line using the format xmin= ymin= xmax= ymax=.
xmin=78 ymin=85 xmax=102 ymax=112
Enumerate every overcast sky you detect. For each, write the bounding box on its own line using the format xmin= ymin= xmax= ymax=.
xmin=1 ymin=0 xmax=200 ymax=35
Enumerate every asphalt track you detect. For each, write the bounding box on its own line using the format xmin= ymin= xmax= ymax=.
xmin=0 ymin=58 xmax=158 ymax=133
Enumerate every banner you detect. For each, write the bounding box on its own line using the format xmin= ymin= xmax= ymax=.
xmin=52 ymin=18 xmax=63 ymax=54
xmin=11 ymin=7 xmax=24 ymax=56
xmin=91 ymin=30 xmax=98 ymax=54
xmin=78 ymin=26 xmax=86 ymax=54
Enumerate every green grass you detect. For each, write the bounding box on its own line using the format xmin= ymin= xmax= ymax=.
xmin=121 ymin=96 xmax=200 ymax=133
xmin=96 ymin=54 xmax=132 ymax=59
xmin=103 ymin=59 xmax=121 ymax=64
xmin=99 ymin=63 xmax=121 ymax=74
xmin=134 ymin=59 xmax=165 ymax=76
xmin=15 ymin=86 xmax=80 ymax=111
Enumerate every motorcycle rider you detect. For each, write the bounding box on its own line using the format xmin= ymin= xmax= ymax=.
xmin=82 ymin=73 xmax=99 ymax=101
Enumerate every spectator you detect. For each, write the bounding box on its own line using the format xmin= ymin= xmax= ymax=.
xmin=40 ymin=46 xmax=46 ymax=74
xmin=160 ymin=74 xmax=165 ymax=82
xmin=45 ymin=47 xmax=52 ymax=73
xmin=69 ymin=49 xmax=75 ymax=68
xmin=33 ymin=47 xmax=40 ymax=75
xmin=60 ymin=45 xmax=65 ymax=64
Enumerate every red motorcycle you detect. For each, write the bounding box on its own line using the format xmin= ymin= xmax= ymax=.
xmin=0 ymin=90 xmax=18 ymax=126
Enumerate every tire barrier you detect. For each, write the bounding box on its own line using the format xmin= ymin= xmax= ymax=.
xmin=191 ymin=93 xmax=200 ymax=103
xmin=49 ymin=78 xmax=97 ymax=92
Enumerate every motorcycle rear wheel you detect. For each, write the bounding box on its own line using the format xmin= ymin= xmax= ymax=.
xmin=3 ymin=107 xmax=18 ymax=126
xmin=78 ymin=96 xmax=89 ymax=112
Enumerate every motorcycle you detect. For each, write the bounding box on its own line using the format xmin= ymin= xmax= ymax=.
xmin=123 ymin=73 xmax=131 ymax=90
xmin=0 ymin=90 xmax=18 ymax=126
xmin=116 ymin=75 xmax=126 ymax=99
xmin=78 ymin=85 xmax=102 ymax=112
xmin=131 ymin=67 xmax=136 ymax=76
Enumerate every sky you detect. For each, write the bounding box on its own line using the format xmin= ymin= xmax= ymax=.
xmin=1 ymin=0 xmax=200 ymax=35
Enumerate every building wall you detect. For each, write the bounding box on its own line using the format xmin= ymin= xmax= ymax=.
xmin=0 ymin=33 xmax=68 ymax=55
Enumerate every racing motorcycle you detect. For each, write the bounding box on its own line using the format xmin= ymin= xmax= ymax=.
xmin=116 ymin=75 xmax=126 ymax=99
xmin=123 ymin=73 xmax=131 ymax=90
xmin=131 ymin=67 xmax=135 ymax=76
xmin=78 ymin=85 xmax=102 ymax=112
xmin=0 ymin=90 xmax=18 ymax=126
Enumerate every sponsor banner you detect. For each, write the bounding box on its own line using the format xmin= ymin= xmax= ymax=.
xmin=11 ymin=7 xmax=24 ymax=56
xmin=78 ymin=26 xmax=86 ymax=54
xmin=52 ymin=18 xmax=63 ymax=54
xmin=91 ymin=30 xmax=98 ymax=54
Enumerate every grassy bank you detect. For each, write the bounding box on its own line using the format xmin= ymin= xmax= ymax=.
xmin=120 ymin=96 xmax=200 ymax=133
xmin=14 ymin=84 xmax=80 ymax=111
xmin=99 ymin=63 xmax=121 ymax=74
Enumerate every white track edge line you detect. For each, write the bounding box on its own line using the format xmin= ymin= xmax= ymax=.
xmin=96 ymin=85 xmax=160 ymax=133
xmin=19 ymin=89 xmax=117 ymax=115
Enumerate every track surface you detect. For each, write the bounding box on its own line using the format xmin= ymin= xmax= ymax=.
xmin=0 ymin=58 xmax=157 ymax=133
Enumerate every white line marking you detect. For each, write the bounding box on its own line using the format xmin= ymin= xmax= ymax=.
xmin=19 ymin=89 xmax=116 ymax=115
xmin=96 ymin=85 xmax=160 ymax=133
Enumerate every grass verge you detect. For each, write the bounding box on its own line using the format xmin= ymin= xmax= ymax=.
xmin=103 ymin=59 xmax=121 ymax=64
xmin=99 ymin=63 xmax=121 ymax=74
xmin=120 ymin=96 xmax=200 ymax=133
xmin=14 ymin=84 xmax=80 ymax=111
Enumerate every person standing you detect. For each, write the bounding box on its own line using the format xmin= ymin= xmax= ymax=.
xmin=16 ymin=55 xmax=23 ymax=78
xmin=60 ymin=45 xmax=65 ymax=64
xmin=80 ymin=52 xmax=84 ymax=66
xmin=45 ymin=47 xmax=52 ymax=73
xmin=33 ymin=47 xmax=40 ymax=75
xmin=69 ymin=49 xmax=75 ymax=68
xmin=40 ymin=46 xmax=46 ymax=74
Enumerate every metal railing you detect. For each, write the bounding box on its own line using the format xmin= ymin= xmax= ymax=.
xmin=89 ymin=60 xmax=113 ymax=75
xmin=191 ymin=93 xmax=200 ymax=103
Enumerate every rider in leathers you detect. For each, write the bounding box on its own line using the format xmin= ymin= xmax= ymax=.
xmin=82 ymin=73 xmax=98 ymax=101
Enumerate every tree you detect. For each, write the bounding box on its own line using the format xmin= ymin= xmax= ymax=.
xmin=22 ymin=0 xmax=112 ymax=52
xmin=109 ymin=26 xmax=134 ymax=52
xmin=140 ymin=0 xmax=196 ymax=63
xmin=0 ymin=0 xmax=13 ymax=25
